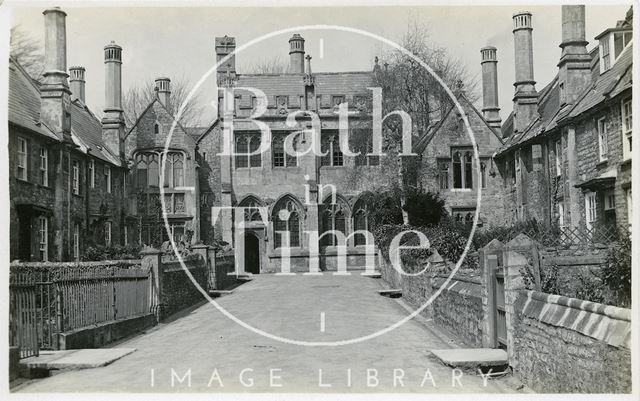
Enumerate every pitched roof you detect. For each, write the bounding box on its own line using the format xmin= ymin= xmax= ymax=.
xmin=497 ymin=41 xmax=633 ymax=157
xmin=235 ymin=71 xmax=374 ymax=98
xmin=9 ymin=58 xmax=121 ymax=165
xmin=567 ymin=43 xmax=633 ymax=118
xmin=8 ymin=58 xmax=58 ymax=141
xmin=415 ymin=93 xmax=503 ymax=154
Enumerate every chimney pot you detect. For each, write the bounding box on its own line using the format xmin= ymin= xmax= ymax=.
xmin=480 ymin=47 xmax=501 ymax=128
xmin=512 ymin=11 xmax=538 ymax=134
xmin=155 ymin=77 xmax=171 ymax=109
xmin=69 ymin=66 xmax=86 ymax=103
xmin=288 ymin=34 xmax=305 ymax=74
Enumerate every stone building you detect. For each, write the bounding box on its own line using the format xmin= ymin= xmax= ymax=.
xmin=494 ymin=6 xmax=633 ymax=233
xmin=9 ymin=8 xmax=129 ymax=262
xmin=416 ymin=45 xmax=508 ymax=227
xmin=196 ymin=35 xmax=401 ymax=273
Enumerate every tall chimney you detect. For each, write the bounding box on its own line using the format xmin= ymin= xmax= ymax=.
xmin=40 ymin=7 xmax=72 ymax=143
xmin=215 ymin=36 xmax=236 ymax=87
xmin=558 ymin=5 xmax=591 ymax=106
xmin=289 ymin=34 xmax=305 ymax=74
xmin=480 ymin=46 xmax=501 ymax=128
xmin=512 ymin=11 xmax=538 ymax=134
xmin=69 ymin=66 xmax=86 ymax=103
xmin=102 ymin=41 xmax=125 ymax=159
xmin=155 ymin=77 xmax=171 ymax=109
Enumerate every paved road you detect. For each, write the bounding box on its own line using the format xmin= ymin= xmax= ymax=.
xmin=17 ymin=273 xmax=520 ymax=393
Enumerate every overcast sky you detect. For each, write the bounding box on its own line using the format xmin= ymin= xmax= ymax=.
xmin=9 ymin=2 xmax=631 ymax=126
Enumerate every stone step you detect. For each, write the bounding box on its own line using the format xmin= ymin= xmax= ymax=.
xmin=209 ymin=289 xmax=235 ymax=297
xmin=21 ymin=348 xmax=136 ymax=372
xmin=430 ymin=348 xmax=508 ymax=371
xmin=378 ymin=289 xmax=402 ymax=298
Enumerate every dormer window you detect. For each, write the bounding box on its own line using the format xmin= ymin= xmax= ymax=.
xmin=598 ymin=28 xmax=632 ymax=74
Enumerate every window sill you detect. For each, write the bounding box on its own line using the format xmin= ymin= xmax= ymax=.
xmin=596 ymin=159 xmax=608 ymax=168
xmin=449 ymin=188 xmax=473 ymax=192
xmin=621 ymin=158 xmax=632 ymax=168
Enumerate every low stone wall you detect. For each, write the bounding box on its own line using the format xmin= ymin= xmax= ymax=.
xmin=512 ymin=290 xmax=631 ymax=393
xmin=159 ymin=254 xmax=208 ymax=319
xmin=214 ymin=251 xmax=237 ymax=289
xmin=378 ymin=254 xmax=483 ymax=347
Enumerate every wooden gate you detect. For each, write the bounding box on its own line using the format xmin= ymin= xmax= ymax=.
xmin=485 ymin=251 xmax=507 ymax=350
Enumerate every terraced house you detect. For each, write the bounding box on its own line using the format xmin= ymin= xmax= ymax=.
xmin=494 ymin=6 xmax=633 ymax=234
xmin=9 ymin=8 xmax=129 ymax=262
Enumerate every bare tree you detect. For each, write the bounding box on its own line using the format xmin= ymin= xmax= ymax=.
xmin=123 ymin=76 xmax=204 ymax=128
xmin=369 ymin=22 xmax=479 ymax=224
xmin=10 ymin=26 xmax=44 ymax=80
xmin=241 ymin=56 xmax=288 ymax=74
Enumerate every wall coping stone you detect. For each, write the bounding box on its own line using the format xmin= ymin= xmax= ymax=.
xmin=517 ymin=290 xmax=631 ymax=348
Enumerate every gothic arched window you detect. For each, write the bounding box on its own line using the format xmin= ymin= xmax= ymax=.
xmin=353 ymin=198 xmax=370 ymax=246
xmin=272 ymin=197 xmax=302 ymax=248
xmin=239 ymin=196 xmax=264 ymax=222
xmin=453 ymin=151 xmax=462 ymax=188
xmin=320 ymin=196 xmax=348 ymax=246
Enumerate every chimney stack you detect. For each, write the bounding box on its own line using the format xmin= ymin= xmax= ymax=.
xmin=480 ymin=47 xmax=501 ymax=128
xmin=40 ymin=8 xmax=72 ymax=143
xmin=215 ymin=36 xmax=236 ymax=87
xmin=512 ymin=11 xmax=538 ymax=134
xmin=289 ymin=34 xmax=305 ymax=74
xmin=69 ymin=66 xmax=86 ymax=103
xmin=558 ymin=5 xmax=591 ymax=106
xmin=102 ymin=41 xmax=125 ymax=159
xmin=155 ymin=77 xmax=171 ymax=109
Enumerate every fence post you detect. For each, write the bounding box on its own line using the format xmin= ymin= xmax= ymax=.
xmin=479 ymin=239 xmax=503 ymax=348
xmin=502 ymin=234 xmax=536 ymax=368
xmin=141 ymin=248 xmax=163 ymax=321
xmin=192 ymin=244 xmax=215 ymax=293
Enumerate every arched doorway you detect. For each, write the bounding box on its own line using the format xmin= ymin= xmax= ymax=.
xmin=244 ymin=232 xmax=260 ymax=274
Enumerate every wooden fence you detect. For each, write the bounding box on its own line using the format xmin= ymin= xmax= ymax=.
xmin=9 ymin=260 xmax=154 ymax=359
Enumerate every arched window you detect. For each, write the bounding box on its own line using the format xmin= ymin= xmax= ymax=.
xmin=154 ymin=122 xmax=160 ymax=135
xmin=320 ymin=196 xmax=348 ymax=246
xmin=171 ymin=153 xmax=184 ymax=187
xmin=148 ymin=155 xmax=159 ymax=187
xmin=452 ymin=149 xmax=473 ymax=189
xmin=353 ymin=198 xmax=370 ymax=246
xmin=272 ymin=197 xmax=302 ymax=248
xmin=239 ymin=196 xmax=264 ymax=222
xmin=453 ymin=151 xmax=462 ymax=188
xmin=464 ymin=152 xmax=473 ymax=189
xmin=136 ymin=154 xmax=148 ymax=189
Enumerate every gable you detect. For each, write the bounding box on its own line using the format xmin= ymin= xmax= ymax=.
xmin=419 ymin=96 xmax=503 ymax=158
xmin=125 ymin=99 xmax=196 ymax=157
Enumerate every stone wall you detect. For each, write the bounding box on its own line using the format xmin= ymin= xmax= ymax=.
xmin=159 ymin=254 xmax=208 ymax=319
xmin=512 ymin=290 xmax=631 ymax=393
xmin=378 ymin=253 xmax=484 ymax=347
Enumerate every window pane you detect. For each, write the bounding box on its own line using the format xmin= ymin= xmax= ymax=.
xmin=464 ymin=153 xmax=473 ymax=189
xmin=173 ymin=154 xmax=184 ymax=187
xmin=289 ymin=213 xmax=300 ymax=247
xmin=236 ymin=136 xmax=249 ymax=168
xmin=249 ymin=135 xmax=261 ymax=167
xmin=273 ymin=137 xmax=285 ymax=167
xmin=453 ymin=152 xmax=462 ymax=188
xmin=148 ymin=157 xmax=159 ymax=187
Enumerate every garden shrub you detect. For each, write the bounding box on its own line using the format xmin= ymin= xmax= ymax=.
xmin=81 ymin=244 xmax=142 ymax=261
xmin=601 ymin=233 xmax=632 ymax=308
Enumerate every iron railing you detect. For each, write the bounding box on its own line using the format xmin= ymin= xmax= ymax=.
xmin=9 ymin=261 xmax=154 ymax=359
